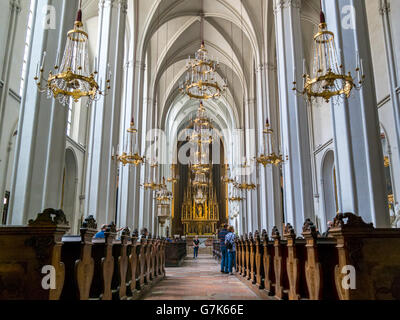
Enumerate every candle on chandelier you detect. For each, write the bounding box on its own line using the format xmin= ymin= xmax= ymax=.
xmin=55 ymin=49 xmax=60 ymax=67
xmin=41 ymin=51 xmax=47 ymax=69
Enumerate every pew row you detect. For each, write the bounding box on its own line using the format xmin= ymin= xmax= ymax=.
xmin=234 ymin=213 xmax=400 ymax=300
xmin=0 ymin=209 xmax=167 ymax=300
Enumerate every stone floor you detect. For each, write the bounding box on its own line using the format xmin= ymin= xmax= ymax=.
xmin=142 ymin=255 xmax=261 ymax=300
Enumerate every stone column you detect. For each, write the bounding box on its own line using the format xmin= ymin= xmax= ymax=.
xmin=380 ymin=0 xmax=400 ymax=204
xmin=138 ymin=96 xmax=151 ymax=230
xmin=117 ymin=60 xmax=134 ymax=229
xmin=256 ymin=60 xmax=284 ymax=233
xmin=265 ymin=63 xmax=284 ymax=233
xmin=9 ymin=0 xmax=79 ymax=224
xmin=324 ymin=0 xmax=389 ymax=227
xmin=117 ymin=53 xmax=146 ymax=231
xmin=85 ymin=0 xmax=127 ymax=226
xmin=274 ymin=0 xmax=315 ymax=233
xmin=255 ymin=64 xmax=268 ymax=231
xmin=243 ymin=98 xmax=257 ymax=232
xmin=0 ymin=0 xmax=21 ymax=216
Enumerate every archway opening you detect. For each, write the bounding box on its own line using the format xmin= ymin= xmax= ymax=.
xmin=322 ymin=150 xmax=337 ymax=229
xmin=61 ymin=149 xmax=78 ymax=233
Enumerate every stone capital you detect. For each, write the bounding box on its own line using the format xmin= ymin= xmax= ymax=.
xmin=274 ymin=0 xmax=301 ymax=13
xmin=379 ymin=0 xmax=390 ymax=15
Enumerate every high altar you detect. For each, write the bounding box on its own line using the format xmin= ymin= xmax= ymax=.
xmin=181 ymin=170 xmax=220 ymax=236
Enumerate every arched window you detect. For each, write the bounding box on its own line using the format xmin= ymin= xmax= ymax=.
xmin=20 ymin=0 xmax=36 ymax=97
xmin=380 ymin=128 xmax=396 ymax=226
xmin=322 ymin=150 xmax=338 ymax=230
xmin=61 ymin=149 xmax=78 ymax=233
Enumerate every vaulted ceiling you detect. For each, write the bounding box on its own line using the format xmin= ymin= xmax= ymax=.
xmin=81 ymin=0 xmax=321 ymax=164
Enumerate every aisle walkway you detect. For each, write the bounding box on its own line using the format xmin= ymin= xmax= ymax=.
xmin=143 ymin=255 xmax=261 ymax=300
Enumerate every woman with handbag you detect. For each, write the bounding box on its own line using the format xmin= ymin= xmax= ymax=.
xmin=225 ymin=226 xmax=236 ymax=275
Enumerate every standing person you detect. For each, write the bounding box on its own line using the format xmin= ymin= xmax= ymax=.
xmin=193 ymin=236 xmax=200 ymax=259
xmin=225 ymin=226 xmax=236 ymax=275
xmin=218 ymin=223 xmax=229 ymax=273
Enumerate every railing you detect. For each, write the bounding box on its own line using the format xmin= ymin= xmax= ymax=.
xmin=234 ymin=213 xmax=400 ymax=300
xmin=0 ymin=209 xmax=167 ymax=300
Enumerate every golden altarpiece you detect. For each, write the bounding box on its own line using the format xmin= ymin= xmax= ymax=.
xmin=181 ymin=166 xmax=220 ymax=236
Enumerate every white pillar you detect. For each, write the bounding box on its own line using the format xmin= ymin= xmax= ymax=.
xmin=274 ymin=0 xmax=315 ymax=233
xmin=117 ymin=61 xmax=135 ymax=229
xmin=324 ymin=0 xmax=389 ymax=227
xmin=265 ymin=63 xmax=284 ymax=234
xmin=380 ymin=0 xmax=400 ymax=204
xmin=256 ymin=60 xmax=283 ymax=234
xmin=0 ymin=0 xmax=21 ymax=216
xmin=255 ymin=65 xmax=268 ymax=231
xmin=9 ymin=0 xmax=79 ymax=224
xmin=85 ymin=0 xmax=127 ymax=226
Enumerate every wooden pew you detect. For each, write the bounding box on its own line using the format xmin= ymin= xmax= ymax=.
xmin=302 ymin=219 xmax=338 ymax=300
xmin=111 ymin=227 xmax=131 ymax=300
xmin=160 ymin=239 xmax=166 ymax=277
xmin=138 ymin=237 xmax=146 ymax=290
xmin=254 ymin=231 xmax=264 ymax=289
xmin=235 ymin=238 xmax=241 ymax=274
xmin=89 ymin=223 xmax=116 ymax=300
xmin=165 ymin=240 xmax=187 ymax=267
xmin=262 ymin=230 xmax=275 ymax=295
xmin=244 ymin=234 xmax=251 ymax=280
xmin=145 ymin=237 xmax=153 ymax=286
xmin=330 ymin=212 xmax=400 ymax=300
xmin=60 ymin=215 xmax=97 ymax=300
xmin=240 ymin=235 xmax=246 ymax=277
xmin=128 ymin=233 xmax=140 ymax=297
xmin=249 ymin=233 xmax=257 ymax=284
xmin=154 ymin=238 xmax=160 ymax=279
xmin=0 ymin=209 xmax=69 ymax=300
xmin=272 ymin=226 xmax=289 ymax=300
xmin=283 ymin=223 xmax=308 ymax=300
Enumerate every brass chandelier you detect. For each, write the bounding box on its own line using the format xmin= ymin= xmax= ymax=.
xmin=234 ymin=181 xmax=256 ymax=191
xmin=142 ymin=161 xmax=160 ymax=190
xmin=293 ymin=8 xmax=364 ymax=103
xmin=155 ymin=178 xmax=173 ymax=205
xmin=189 ymin=102 xmax=213 ymax=176
xmin=114 ymin=118 xmax=145 ymax=167
xmin=256 ymin=119 xmax=284 ymax=167
xmin=193 ymin=172 xmax=209 ymax=188
xmin=179 ymin=41 xmax=226 ymax=100
xmin=233 ymin=161 xmax=257 ymax=191
xmin=35 ymin=2 xmax=110 ymax=106
xmin=228 ymin=187 xmax=244 ymax=202
xmin=190 ymin=102 xmax=214 ymax=144
xmin=222 ymin=165 xmax=235 ymax=184
xmin=167 ymin=165 xmax=179 ymax=184
xmin=179 ymin=0 xmax=226 ymax=101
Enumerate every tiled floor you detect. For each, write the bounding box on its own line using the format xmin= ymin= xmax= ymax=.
xmin=143 ymin=255 xmax=261 ymax=300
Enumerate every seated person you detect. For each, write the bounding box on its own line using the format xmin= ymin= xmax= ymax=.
xmin=94 ymin=224 xmax=107 ymax=239
xmin=94 ymin=224 xmax=124 ymax=239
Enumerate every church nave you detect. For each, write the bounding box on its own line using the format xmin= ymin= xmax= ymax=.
xmin=143 ymin=255 xmax=260 ymax=301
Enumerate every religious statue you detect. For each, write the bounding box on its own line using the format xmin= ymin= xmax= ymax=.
xmin=180 ymin=167 xmax=220 ymax=236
